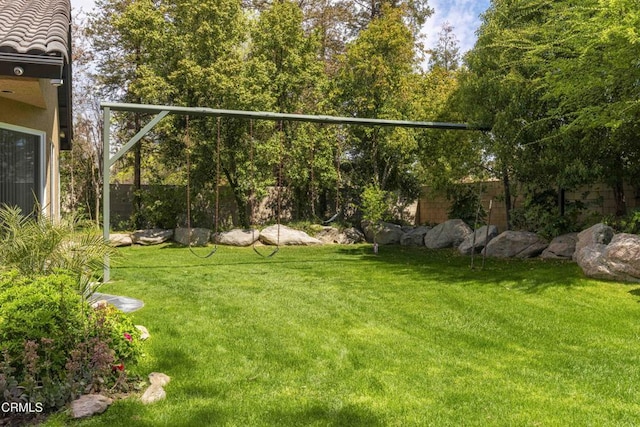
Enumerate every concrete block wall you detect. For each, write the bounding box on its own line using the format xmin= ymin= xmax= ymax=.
xmin=417 ymin=182 xmax=640 ymax=232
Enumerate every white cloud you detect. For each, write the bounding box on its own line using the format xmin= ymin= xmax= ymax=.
xmin=422 ymin=0 xmax=490 ymax=57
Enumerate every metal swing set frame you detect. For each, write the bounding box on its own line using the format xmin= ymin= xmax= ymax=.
xmin=101 ymin=101 xmax=487 ymax=282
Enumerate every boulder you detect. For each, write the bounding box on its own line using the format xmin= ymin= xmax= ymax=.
xmin=458 ymin=225 xmax=499 ymax=255
xmin=315 ymin=226 xmax=343 ymax=244
xmin=424 ymin=219 xmax=472 ymax=249
xmin=109 ymin=233 xmax=132 ymax=247
xmin=400 ymin=226 xmax=431 ymax=246
xmin=149 ymin=372 xmax=171 ymax=387
xmin=260 ymin=225 xmax=323 ymax=246
xmin=362 ymin=221 xmax=405 ymax=245
xmin=135 ymin=325 xmax=150 ymax=340
xmin=132 ymin=229 xmax=173 ymax=246
xmin=573 ymin=223 xmax=614 ymax=261
xmin=141 ymin=372 xmax=171 ymax=405
xmin=483 ymin=231 xmax=548 ymax=258
xmin=576 ymin=234 xmax=640 ymax=282
xmin=575 ymin=244 xmax=612 ymax=280
xmin=173 ymin=228 xmax=210 ymax=247
xmin=214 ymin=229 xmax=259 ymax=246
xmin=340 ymin=227 xmax=366 ymax=244
xmin=602 ymin=233 xmax=640 ymax=281
xmin=540 ymin=233 xmax=578 ymax=259
xmin=71 ymin=394 xmax=113 ymax=419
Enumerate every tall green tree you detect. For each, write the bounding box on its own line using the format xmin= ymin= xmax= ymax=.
xmin=250 ymin=0 xmax=332 ymax=220
xmin=334 ymin=5 xmax=422 ymax=201
xmin=461 ymin=0 xmax=640 ymax=223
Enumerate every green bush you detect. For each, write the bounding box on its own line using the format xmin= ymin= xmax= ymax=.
xmin=0 ymin=205 xmax=116 ymax=297
xmin=446 ymin=184 xmax=485 ymax=226
xmin=603 ymin=209 xmax=640 ymax=234
xmin=510 ymin=189 xmax=586 ymax=239
xmin=0 ymin=271 xmax=144 ymax=419
xmin=0 ymin=272 xmax=86 ymax=378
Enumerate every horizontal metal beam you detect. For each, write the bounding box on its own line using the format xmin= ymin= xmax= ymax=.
xmin=100 ymin=102 xmax=490 ymax=131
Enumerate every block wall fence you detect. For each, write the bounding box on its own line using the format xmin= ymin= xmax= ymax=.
xmin=416 ymin=182 xmax=640 ymax=232
xmin=109 ymin=182 xmax=639 ymax=232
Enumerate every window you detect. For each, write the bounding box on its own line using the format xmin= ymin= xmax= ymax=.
xmin=0 ymin=123 xmax=45 ymax=215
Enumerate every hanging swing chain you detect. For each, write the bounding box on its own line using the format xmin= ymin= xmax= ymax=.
xmin=184 ymin=115 xmax=219 ymax=258
xmin=249 ymin=120 xmax=255 ymax=229
xmin=185 ymin=116 xmax=192 ymax=234
xmin=215 ymin=117 xmax=221 ymax=237
xmin=276 ymin=120 xmax=284 ymax=246
xmin=335 ymin=132 xmax=342 ymax=216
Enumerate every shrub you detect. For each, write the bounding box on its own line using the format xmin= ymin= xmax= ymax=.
xmin=0 ymin=205 xmax=116 ymax=297
xmin=510 ymin=189 xmax=586 ymax=239
xmin=0 ymin=271 xmax=144 ymax=420
xmin=0 ymin=271 xmax=86 ymax=380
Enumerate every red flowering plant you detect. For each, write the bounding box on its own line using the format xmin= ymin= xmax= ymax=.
xmin=88 ymin=305 xmax=143 ymax=375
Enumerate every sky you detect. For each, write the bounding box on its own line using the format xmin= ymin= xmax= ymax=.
xmin=71 ymin=0 xmax=491 ymax=56
xmin=423 ymin=0 xmax=491 ymax=55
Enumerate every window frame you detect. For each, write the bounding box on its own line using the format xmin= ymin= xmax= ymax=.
xmin=0 ymin=122 xmax=46 ymax=214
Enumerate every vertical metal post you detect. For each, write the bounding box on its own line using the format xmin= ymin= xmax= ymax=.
xmin=103 ymin=107 xmax=111 ymax=283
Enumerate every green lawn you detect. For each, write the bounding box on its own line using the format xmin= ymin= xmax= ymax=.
xmin=48 ymin=244 xmax=640 ymax=426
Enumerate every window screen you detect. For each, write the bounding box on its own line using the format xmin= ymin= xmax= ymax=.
xmin=0 ymin=127 xmax=42 ymax=215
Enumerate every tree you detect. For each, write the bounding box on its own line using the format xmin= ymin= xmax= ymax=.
xmin=250 ymin=0 xmax=334 ymax=220
xmin=87 ymin=0 xmax=168 ymax=227
xmin=461 ymin=0 xmax=640 ymax=226
xmin=428 ymin=22 xmax=460 ymax=71
xmin=334 ymin=5 xmax=422 ymax=203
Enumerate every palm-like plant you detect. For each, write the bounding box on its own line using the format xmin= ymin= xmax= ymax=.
xmin=0 ymin=205 xmax=117 ymax=298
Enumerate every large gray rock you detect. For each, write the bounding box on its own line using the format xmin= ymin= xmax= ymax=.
xmin=458 ymin=225 xmax=499 ymax=255
xmin=541 ymin=233 xmax=578 ymax=259
xmin=400 ymin=226 xmax=431 ymax=246
xmin=260 ymin=225 xmax=323 ymax=246
xmin=575 ymin=243 xmax=612 ymax=280
xmin=603 ymin=233 xmax=640 ymax=281
xmin=577 ymin=234 xmax=640 ymax=282
xmin=174 ymin=228 xmax=210 ymax=247
xmin=340 ymin=227 xmax=366 ymax=244
xmin=315 ymin=226 xmax=343 ymax=244
xmin=424 ymin=219 xmax=472 ymax=249
xmin=71 ymin=394 xmax=113 ymax=418
xmin=483 ymin=231 xmax=548 ymax=258
xmin=214 ymin=229 xmax=259 ymax=246
xmin=132 ymin=229 xmax=174 ymax=246
xmin=109 ymin=233 xmax=132 ymax=247
xmin=362 ymin=221 xmax=405 ymax=245
xmin=315 ymin=227 xmax=365 ymax=244
xmin=573 ymin=223 xmax=615 ymax=261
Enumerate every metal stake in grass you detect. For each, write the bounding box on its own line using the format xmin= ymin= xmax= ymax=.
xmin=470 ymin=192 xmax=483 ymax=269
xmin=482 ymin=199 xmax=493 ymax=269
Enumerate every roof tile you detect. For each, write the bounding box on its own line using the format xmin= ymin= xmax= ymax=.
xmin=0 ymin=0 xmax=71 ymax=60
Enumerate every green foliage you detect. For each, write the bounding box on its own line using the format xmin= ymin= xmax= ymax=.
xmin=0 ymin=205 xmax=116 ymax=295
xmin=90 ymin=304 xmax=143 ymax=366
xmin=0 ymin=271 xmax=144 ymax=419
xmin=334 ymin=5 xmax=422 ymax=201
xmin=606 ymin=209 xmax=640 ymax=235
xmin=461 ymin=0 xmax=640 ymax=216
xmin=133 ymin=185 xmax=186 ymax=230
xmin=446 ymin=184 xmax=485 ymax=226
xmin=360 ymin=184 xmax=389 ymax=225
xmin=0 ymin=272 xmax=86 ymax=383
xmin=510 ymin=189 xmax=586 ymax=239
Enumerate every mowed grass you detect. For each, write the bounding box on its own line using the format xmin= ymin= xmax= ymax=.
xmin=54 ymin=244 xmax=640 ymax=426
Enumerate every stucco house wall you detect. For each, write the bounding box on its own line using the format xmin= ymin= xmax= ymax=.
xmin=0 ymin=0 xmax=72 ymax=219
